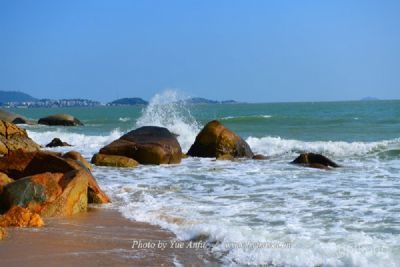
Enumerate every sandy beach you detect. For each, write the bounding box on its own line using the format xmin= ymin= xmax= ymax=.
xmin=0 ymin=207 xmax=218 ymax=266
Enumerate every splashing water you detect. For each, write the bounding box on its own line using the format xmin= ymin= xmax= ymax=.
xmin=135 ymin=90 xmax=201 ymax=152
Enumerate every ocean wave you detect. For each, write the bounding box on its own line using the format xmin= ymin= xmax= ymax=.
xmin=246 ymin=136 xmax=400 ymax=157
xmin=99 ymin=156 xmax=400 ymax=267
xmin=118 ymin=117 xmax=131 ymax=122
xmin=27 ymin=129 xmax=122 ymax=157
xmin=135 ymin=90 xmax=201 ymax=151
xmin=221 ymin=114 xmax=272 ymax=121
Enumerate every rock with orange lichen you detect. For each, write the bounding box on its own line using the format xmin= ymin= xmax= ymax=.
xmin=188 ymin=120 xmax=253 ymax=159
xmin=0 ymin=227 xmax=6 ymax=240
xmin=62 ymin=151 xmax=93 ymax=171
xmin=0 ymin=170 xmax=88 ymax=217
xmin=0 ymin=150 xmax=110 ymax=204
xmin=0 ymin=120 xmax=40 ymax=155
xmin=0 ymin=206 xmax=44 ymax=227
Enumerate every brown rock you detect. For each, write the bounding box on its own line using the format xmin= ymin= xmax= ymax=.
xmin=0 ymin=120 xmax=40 ymax=155
xmin=0 ymin=227 xmax=6 ymax=240
xmin=0 ymin=150 xmax=110 ymax=205
xmin=187 ymin=120 xmax=253 ymax=159
xmin=0 ymin=172 xmax=14 ymax=194
xmin=0 ymin=170 xmax=88 ymax=217
xmin=252 ymin=154 xmax=269 ymax=160
xmin=0 ymin=109 xmax=29 ymax=124
xmin=0 ymin=206 xmax=44 ymax=227
xmin=99 ymin=126 xmax=182 ymax=165
xmin=46 ymin=138 xmax=71 ymax=147
xmin=38 ymin=114 xmax=83 ymax=126
xmin=216 ymin=154 xmax=235 ymax=161
xmin=63 ymin=151 xmax=92 ymax=171
xmin=91 ymin=153 xmax=139 ymax=168
xmin=291 ymin=153 xmax=339 ymax=169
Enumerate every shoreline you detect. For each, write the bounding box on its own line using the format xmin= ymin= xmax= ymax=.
xmin=0 ymin=207 xmax=219 ymax=266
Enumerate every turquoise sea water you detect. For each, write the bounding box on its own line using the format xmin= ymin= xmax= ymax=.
xmin=10 ymin=92 xmax=400 ymax=266
xmin=12 ymin=99 xmax=400 ymax=142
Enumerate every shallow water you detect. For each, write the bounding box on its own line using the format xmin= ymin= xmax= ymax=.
xmin=12 ymin=92 xmax=400 ymax=266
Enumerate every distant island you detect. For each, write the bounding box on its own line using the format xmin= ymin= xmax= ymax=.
xmin=185 ymin=98 xmax=238 ymax=104
xmin=0 ymin=90 xmax=238 ymax=108
xmin=107 ymin=98 xmax=148 ymax=106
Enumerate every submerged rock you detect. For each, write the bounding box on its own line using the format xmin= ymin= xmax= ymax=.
xmin=216 ymin=154 xmax=235 ymax=161
xmin=38 ymin=114 xmax=83 ymax=126
xmin=252 ymin=154 xmax=269 ymax=160
xmin=0 ymin=120 xmax=40 ymax=155
xmin=98 ymin=126 xmax=182 ymax=165
xmin=46 ymin=138 xmax=71 ymax=147
xmin=187 ymin=120 xmax=253 ymax=159
xmin=291 ymin=153 xmax=339 ymax=169
xmin=91 ymin=153 xmax=139 ymax=168
xmin=0 ymin=206 xmax=44 ymax=227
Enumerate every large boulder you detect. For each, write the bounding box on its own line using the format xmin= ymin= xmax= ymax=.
xmin=46 ymin=138 xmax=71 ymax=147
xmin=98 ymin=126 xmax=182 ymax=165
xmin=0 ymin=150 xmax=110 ymax=205
xmin=38 ymin=114 xmax=83 ymax=126
xmin=0 ymin=120 xmax=40 ymax=155
xmin=0 ymin=109 xmax=29 ymax=124
xmin=0 ymin=206 xmax=44 ymax=227
xmin=62 ymin=151 xmax=92 ymax=171
xmin=0 ymin=171 xmax=88 ymax=217
xmin=91 ymin=153 xmax=139 ymax=168
xmin=291 ymin=153 xmax=340 ymax=169
xmin=187 ymin=120 xmax=253 ymax=158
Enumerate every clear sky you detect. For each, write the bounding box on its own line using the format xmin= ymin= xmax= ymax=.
xmin=1 ymin=0 xmax=399 ymax=102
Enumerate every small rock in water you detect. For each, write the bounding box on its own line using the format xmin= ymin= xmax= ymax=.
xmin=187 ymin=120 xmax=254 ymax=159
xmin=46 ymin=138 xmax=71 ymax=147
xmin=291 ymin=153 xmax=339 ymax=169
xmin=38 ymin=114 xmax=83 ymax=126
xmin=252 ymin=154 xmax=269 ymax=160
xmin=91 ymin=153 xmax=139 ymax=168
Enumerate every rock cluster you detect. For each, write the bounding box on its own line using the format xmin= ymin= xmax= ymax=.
xmin=0 ymin=122 xmax=110 ymax=231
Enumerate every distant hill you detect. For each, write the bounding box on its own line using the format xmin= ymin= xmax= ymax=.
xmin=0 ymin=90 xmax=37 ymax=103
xmin=108 ymin=98 xmax=148 ymax=106
xmin=186 ymin=97 xmax=219 ymax=104
xmin=220 ymin=100 xmax=238 ymax=104
xmin=185 ymin=98 xmax=238 ymax=104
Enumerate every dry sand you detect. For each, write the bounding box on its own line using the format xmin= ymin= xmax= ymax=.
xmin=0 ymin=207 xmax=219 ymax=267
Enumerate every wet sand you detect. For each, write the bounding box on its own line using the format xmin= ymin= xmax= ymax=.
xmin=0 ymin=207 xmax=219 ymax=267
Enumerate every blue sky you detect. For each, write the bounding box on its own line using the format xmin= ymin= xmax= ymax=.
xmin=0 ymin=0 xmax=399 ymax=102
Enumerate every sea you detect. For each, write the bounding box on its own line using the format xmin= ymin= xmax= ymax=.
xmin=10 ymin=91 xmax=400 ymax=266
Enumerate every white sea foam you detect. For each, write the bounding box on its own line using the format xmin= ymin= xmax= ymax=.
xmin=27 ymin=128 xmax=122 ymax=157
xmin=221 ymin=114 xmax=272 ymax=120
xmin=246 ymin=136 xmax=399 ymax=158
xmin=94 ymin=154 xmax=400 ymax=267
xmin=135 ymin=90 xmax=200 ymax=151
xmin=119 ymin=117 xmax=131 ymax=122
